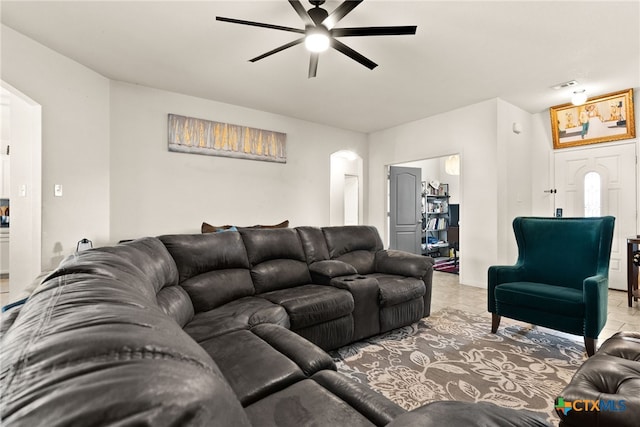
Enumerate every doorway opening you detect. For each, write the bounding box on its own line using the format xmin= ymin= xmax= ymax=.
xmin=330 ymin=150 xmax=363 ymax=226
xmin=0 ymin=82 xmax=42 ymax=305
xmin=387 ymin=154 xmax=461 ymax=271
xmin=343 ymin=175 xmax=359 ymax=225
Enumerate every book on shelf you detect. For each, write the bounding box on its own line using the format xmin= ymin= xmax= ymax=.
xmin=425 ymin=217 xmax=448 ymax=231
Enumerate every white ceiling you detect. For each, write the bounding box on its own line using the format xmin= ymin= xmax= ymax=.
xmin=2 ymin=1 xmax=639 ymax=133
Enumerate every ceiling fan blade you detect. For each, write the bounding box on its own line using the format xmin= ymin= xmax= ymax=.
xmin=288 ymin=0 xmax=314 ymax=27
xmin=216 ymin=16 xmax=304 ymax=34
xmin=322 ymin=0 xmax=363 ymax=29
xmin=249 ymin=38 xmax=305 ymax=62
xmin=308 ymin=53 xmax=319 ymax=78
xmin=331 ymin=38 xmax=377 ymax=70
xmin=332 ymin=26 xmax=417 ymax=37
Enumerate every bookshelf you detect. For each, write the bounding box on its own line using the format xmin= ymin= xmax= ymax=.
xmin=422 ymin=183 xmax=449 ymax=257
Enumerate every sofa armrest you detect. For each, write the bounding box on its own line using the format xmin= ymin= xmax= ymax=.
xmin=374 ymin=250 xmax=433 ymax=279
xmin=583 ymin=274 xmax=609 ymax=339
xmin=487 ymin=265 xmax=526 ymax=313
xmin=309 ymin=260 xmax=358 ymax=285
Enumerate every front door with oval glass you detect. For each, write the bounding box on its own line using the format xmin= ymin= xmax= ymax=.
xmin=554 ymin=143 xmax=637 ymax=290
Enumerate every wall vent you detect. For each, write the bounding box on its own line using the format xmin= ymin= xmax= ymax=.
xmin=551 ymin=80 xmax=579 ymax=90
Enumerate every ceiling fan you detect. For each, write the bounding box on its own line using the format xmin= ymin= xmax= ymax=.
xmin=216 ymin=0 xmax=417 ymax=78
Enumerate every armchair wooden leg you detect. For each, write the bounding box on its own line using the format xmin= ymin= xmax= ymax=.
xmin=491 ymin=313 xmax=501 ymax=333
xmin=584 ymin=337 xmax=597 ymax=357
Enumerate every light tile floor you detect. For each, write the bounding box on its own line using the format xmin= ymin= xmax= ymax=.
xmin=431 ymin=271 xmax=640 ymax=348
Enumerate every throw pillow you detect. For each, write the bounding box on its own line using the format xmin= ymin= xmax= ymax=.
xmin=201 ymin=220 xmax=289 ymax=234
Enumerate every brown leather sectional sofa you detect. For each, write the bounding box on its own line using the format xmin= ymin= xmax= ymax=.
xmin=0 ymin=225 xmax=549 ymax=426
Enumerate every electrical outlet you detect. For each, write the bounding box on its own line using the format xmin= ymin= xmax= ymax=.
xmin=19 ymin=184 xmax=27 ymax=197
xmin=54 ymin=184 xmax=63 ymax=197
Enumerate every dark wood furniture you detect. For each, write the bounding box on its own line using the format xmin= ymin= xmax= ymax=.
xmin=626 ymin=236 xmax=640 ymax=307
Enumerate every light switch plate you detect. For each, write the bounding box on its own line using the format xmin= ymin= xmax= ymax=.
xmin=54 ymin=184 xmax=63 ymax=197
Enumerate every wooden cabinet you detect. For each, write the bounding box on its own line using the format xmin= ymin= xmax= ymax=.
xmin=627 ymin=237 xmax=640 ymax=307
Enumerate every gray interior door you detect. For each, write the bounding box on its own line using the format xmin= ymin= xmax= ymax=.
xmin=389 ymin=166 xmax=422 ymax=254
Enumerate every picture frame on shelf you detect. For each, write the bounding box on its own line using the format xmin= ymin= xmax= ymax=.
xmin=549 ymin=88 xmax=635 ymax=149
xmin=425 ymin=181 xmax=448 ymax=196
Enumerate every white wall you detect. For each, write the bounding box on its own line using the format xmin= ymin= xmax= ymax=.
xmin=1 ymin=24 xmax=368 ymax=272
xmin=1 ymin=25 xmax=111 ymax=273
xmin=384 ymin=99 xmax=536 ymax=274
xmin=496 ymin=99 xmax=533 ymax=263
xmin=109 ymin=82 xmax=368 ymax=241
xmin=369 ymin=99 xmax=500 ymax=287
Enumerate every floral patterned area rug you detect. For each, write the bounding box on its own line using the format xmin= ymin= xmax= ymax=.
xmin=331 ymin=308 xmax=587 ymax=423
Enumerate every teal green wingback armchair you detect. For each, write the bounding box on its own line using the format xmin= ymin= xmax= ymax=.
xmin=488 ymin=216 xmax=615 ymax=356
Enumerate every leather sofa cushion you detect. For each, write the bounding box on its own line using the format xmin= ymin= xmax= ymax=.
xmin=597 ymin=331 xmax=640 ymax=360
xmin=336 ymin=251 xmax=377 ymax=275
xmin=297 ymin=226 xmax=330 ymax=263
xmin=374 ymin=275 xmax=426 ymax=307
xmin=3 ymin=355 xmax=252 ymax=427
xmin=245 ymin=377 xmax=379 ymax=427
xmin=182 ymin=268 xmax=255 ymax=312
xmin=184 ymin=297 xmax=289 ymax=343
xmin=96 ymin=237 xmax=180 ymax=292
xmin=240 ymin=228 xmax=306 ymax=266
xmin=156 ymin=285 xmax=194 ymax=327
xmin=557 ymin=332 xmax=640 ymax=427
xmin=159 ymin=232 xmax=250 ymax=282
xmin=323 ymin=226 xmax=383 ymax=259
xmin=200 ymin=329 xmax=306 ymax=406
xmin=251 ymin=259 xmax=312 ymax=294
xmin=260 ymin=285 xmax=354 ymax=329
xmin=495 ymin=282 xmax=584 ymax=317
xmin=49 ymin=247 xmax=162 ymax=303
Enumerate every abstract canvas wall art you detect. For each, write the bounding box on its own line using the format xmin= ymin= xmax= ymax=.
xmin=168 ymin=114 xmax=286 ymax=163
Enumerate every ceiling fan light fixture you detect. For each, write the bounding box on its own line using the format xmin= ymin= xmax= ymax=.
xmin=305 ymin=27 xmax=330 ymax=52
xmin=572 ymin=90 xmax=588 ymax=106
xmin=217 ymin=1 xmax=417 ymax=77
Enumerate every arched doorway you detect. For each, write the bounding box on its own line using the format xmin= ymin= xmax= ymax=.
xmin=330 ymin=150 xmax=363 ymax=226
